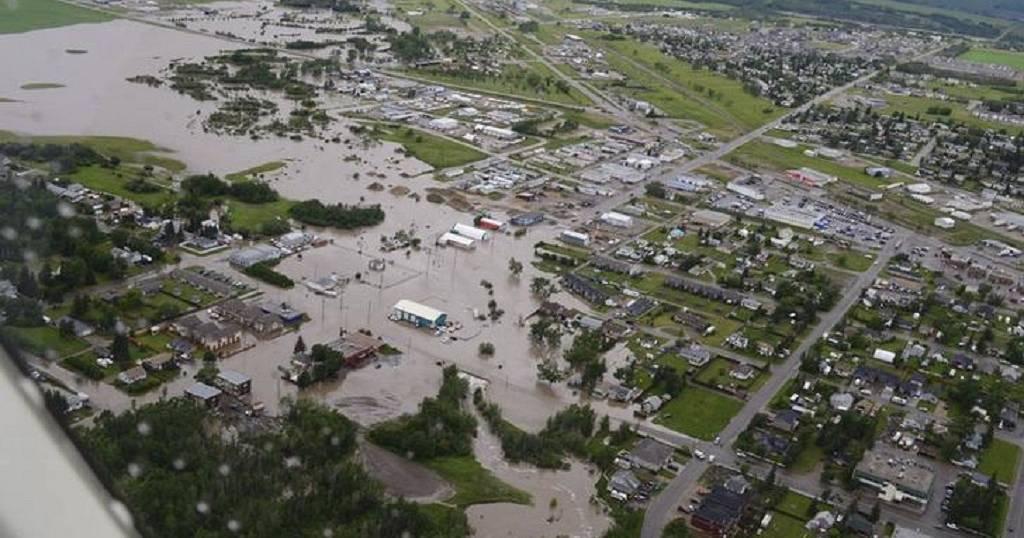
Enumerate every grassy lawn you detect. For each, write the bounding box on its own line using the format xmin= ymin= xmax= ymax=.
xmin=226 ymin=198 xmax=295 ymax=234
xmin=790 ymin=444 xmax=824 ymax=474
xmin=0 ymin=131 xmax=185 ymax=171
xmin=0 ymin=0 xmax=113 ymax=34
xmin=695 ymin=357 xmax=764 ymax=390
xmin=425 ymin=456 xmax=531 ymax=507
xmin=978 ymin=438 xmax=1021 ymax=484
xmin=654 ymin=386 xmax=743 ymax=440
xmin=959 ymin=48 xmax=1024 ymax=70
xmin=776 ymin=490 xmax=814 ymax=519
xmin=827 ymin=251 xmax=874 ymax=272
xmin=728 ymin=140 xmax=889 ymax=190
xmin=2 ymin=325 xmax=89 ymax=359
xmin=225 ymin=161 xmax=285 ymax=182
xmin=372 ymin=124 xmax=487 ymax=169
xmin=65 ymin=165 xmax=175 ymax=208
xmin=762 ymin=512 xmax=813 ymax=538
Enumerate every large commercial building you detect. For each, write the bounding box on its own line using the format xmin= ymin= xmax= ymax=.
xmin=854 ymin=448 xmax=934 ymax=507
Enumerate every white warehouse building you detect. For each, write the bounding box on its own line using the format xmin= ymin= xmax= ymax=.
xmin=452 ymin=223 xmax=490 ymax=241
xmin=600 ymin=211 xmax=634 ymax=228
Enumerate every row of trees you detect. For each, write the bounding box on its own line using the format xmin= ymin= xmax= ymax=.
xmin=288 ymin=199 xmax=385 ymax=229
xmin=181 ymin=173 xmax=279 ymax=204
xmin=474 ymin=390 xmax=596 ymax=469
xmin=243 ymin=262 xmax=294 ymax=289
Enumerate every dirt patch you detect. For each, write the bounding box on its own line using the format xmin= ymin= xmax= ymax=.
xmin=389 ymin=185 xmax=410 ymax=196
xmin=359 ymin=439 xmax=452 ymax=503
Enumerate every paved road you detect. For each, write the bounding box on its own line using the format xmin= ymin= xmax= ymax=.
xmin=640 ymin=231 xmax=905 ymax=537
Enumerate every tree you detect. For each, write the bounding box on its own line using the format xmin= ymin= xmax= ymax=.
xmin=294 ymin=335 xmax=307 ymax=355
xmin=111 ymin=333 xmax=131 ymax=364
xmin=508 ymin=257 xmax=523 ymax=277
xmin=645 ymin=181 xmax=667 ymax=199
xmin=58 ymin=319 xmax=76 ymax=339
xmin=530 ymin=277 xmax=553 ymax=298
xmin=662 ymin=518 xmax=690 ymax=538
xmin=869 ymin=500 xmax=881 ymax=523
xmin=478 ymin=342 xmax=495 ymax=357
xmin=537 ymin=360 xmax=567 ymax=383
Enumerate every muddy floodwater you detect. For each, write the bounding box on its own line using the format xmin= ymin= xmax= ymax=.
xmin=3 ymin=17 xmax=632 ymax=538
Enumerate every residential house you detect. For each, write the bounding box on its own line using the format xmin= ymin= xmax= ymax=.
xmin=185 ymin=382 xmax=222 ymax=408
xmin=215 ymin=369 xmax=252 ymax=396
xmin=562 ymin=274 xmax=611 ymax=304
xmin=627 ymin=438 xmax=674 ymax=472
xmin=679 ymin=344 xmax=712 ymax=367
xmin=607 ymin=469 xmax=641 ymax=497
xmin=691 ymin=485 xmax=749 ymax=536
xmin=117 ymin=366 xmax=147 ymax=385
xmin=214 ymin=299 xmax=283 ymax=336
xmin=772 ymin=409 xmax=800 ymax=433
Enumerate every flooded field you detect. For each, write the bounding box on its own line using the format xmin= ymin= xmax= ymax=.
xmin=152 ymin=0 xmax=410 ymax=54
xmin=0 ymin=19 xmax=428 ymax=183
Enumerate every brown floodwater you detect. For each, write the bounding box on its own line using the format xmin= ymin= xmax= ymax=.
xmin=3 ymin=18 xmax=646 ymax=537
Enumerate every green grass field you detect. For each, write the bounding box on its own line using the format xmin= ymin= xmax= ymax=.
xmin=654 ymin=386 xmax=743 ymax=440
xmin=373 ymin=124 xmax=487 ymax=169
xmin=0 ymin=0 xmax=113 ymax=35
xmin=959 ymin=48 xmax=1024 ymax=70
xmin=2 ymin=325 xmax=90 ymax=359
xmin=226 ymin=198 xmax=295 ymax=234
xmin=828 ymin=251 xmax=875 ymax=272
xmin=978 ymin=438 xmax=1021 ymax=484
xmin=425 ymin=456 xmax=531 ymax=507
xmin=728 ymin=140 xmax=890 ymax=190
xmin=594 ymin=37 xmax=781 ymax=136
xmin=0 ymin=131 xmax=185 ymax=172
xmin=225 ymin=161 xmax=285 ymax=182
xmin=67 ymin=165 xmax=175 ymax=207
